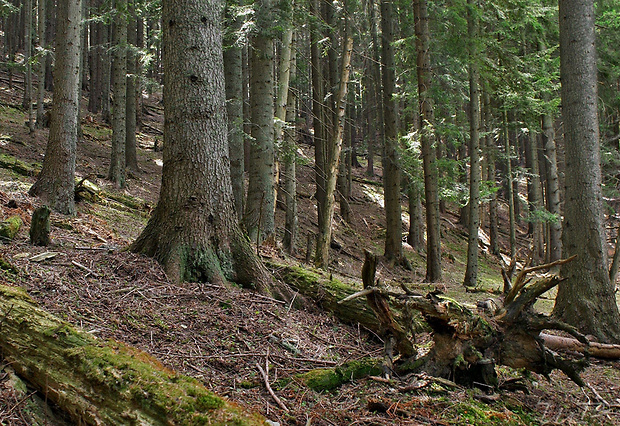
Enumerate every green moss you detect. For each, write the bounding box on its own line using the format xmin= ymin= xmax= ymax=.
xmin=82 ymin=123 xmax=112 ymax=140
xmin=0 ymin=153 xmax=41 ymax=176
xmin=0 ymin=215 xmax=22 ymax=240
xmin=297 ymin=358 xmax=382 ymax=392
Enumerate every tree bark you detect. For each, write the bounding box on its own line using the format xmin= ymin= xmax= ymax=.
xmin=463 ymin=0 xmax=481 ymax=287
xmin=380 ymin=0 xmax=404 ymax=265
xmin=223 ymin=0 xmax=245 ymax=222
xmin=414 ymin=0 xmax=442 ymax=282
xmin=554 ymin=0 xmax=620 ymax=342
xmin=23 ymin=0 xmax=34 ymax=132
xmin=131 ymin=0 xmax=292 ymax=301
xmin=0 ymin=285 xmax=267 ymax=425
xmin=125 ymin=0 xmax=139 ymax=173
xmin=541 ymin=112 xmax=562 ymax=261
xmin=35 ymin=0 xmax=47 ymax=128
xmin=108 ymin=1 xmax=128 ymax=188
xmin=282 ymin=34 xmax=298 ymax=255
xmin=29 ymin=0 xmax=82 ymax=215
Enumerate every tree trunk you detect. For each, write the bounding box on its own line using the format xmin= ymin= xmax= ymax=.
xmin=414 ymin=0 xmax=442 ymax=282
xmin=380 ymin=0 xmax=404 ymax=265
xmin=541 ymin=112 xmax=562 ymax=261
xmin=23 ymin=0 xmax=34 ymax=132
xmin=88 ymin=0 xmax=102 ymax=113
xmin=368 ymin=0 xmax=384 ymax=179
xmin=108 ymin=2 xmax=128 ymax=187
xmin=245 ymin=0 xmax=276 ymax=245
xmin=282 ymin=34 xmax=298 ymax=255
xmin=554 ymin=0 xmax=620 ymax=343
xmin=131 ymin=0 xmax=292 ymax=301
xmin=314 ymin=37 xmax=354 ymax=268
xmin=463 ymin=0 xmax=481 ymax=288
xmin=29 ymin=0 xmax=82 ymax=215
xmin=525 ymin=131 xmax=544 ymax=263
xmin=101 ymin=20 xmax=112 ymax=123
xmin=35 ymin=0 xmax=47 ymax=128
xmin=125 ymin=0 xmax=139 ymax=173
xmin=223 ymin=0 xmax=245 ymax=222
xmin=0 ymin=285 xmax=266 ymax=425
xmin=504 ymin=111 xmax=517 ymax=258
xmin=484 ymin=88 xmax=499 ymax=256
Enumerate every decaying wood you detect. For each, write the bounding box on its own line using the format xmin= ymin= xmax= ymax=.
xmin=0 ymin=284 xmax=267 ymax=425
xmin=29 ymin=205 xmax=50 ymax=246
xmin=359 ymin=254 xmax=590 ymax=388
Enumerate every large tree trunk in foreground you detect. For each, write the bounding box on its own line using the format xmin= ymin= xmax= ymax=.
xmin=553 ymin=0 xmax=620 ymax=342
xmin=0 ymin=284 xmax=266 ymax=425
xmin=130 ymin=0 xmax=292 ymax=301
xmin=29 ymin=0 xmax=82 ymax=215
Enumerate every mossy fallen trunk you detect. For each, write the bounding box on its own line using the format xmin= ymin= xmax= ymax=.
xmin=0 ymin=215 xmax=23 ymax=240
xmin=0 ymin=284 xmax=267 ymax=426
xmin=0 ymin=153 xmax=41 ymax=176
xmin=268 ymin=262 xmax=384 ymax=333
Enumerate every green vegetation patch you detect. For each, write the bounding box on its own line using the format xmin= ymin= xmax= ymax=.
xmin=0 ymin=153 xmax=41 ymax=176
xmin=296 ymin=358 xmax=382 ymax=392
xmin=0 ymin=215 xmax=22 ymax=241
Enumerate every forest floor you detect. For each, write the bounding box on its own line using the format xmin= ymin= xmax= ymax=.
xmin=1 ymin=78 xmax=620 ymax=425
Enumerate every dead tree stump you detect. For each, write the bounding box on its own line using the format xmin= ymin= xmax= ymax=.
xmin=29 ymin=205 xmax=50 ymax=246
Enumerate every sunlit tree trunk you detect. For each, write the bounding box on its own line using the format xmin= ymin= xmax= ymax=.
xmin=245 ymin=0 xmax=276 ymax=244
xmin=541 ymin=111 xmax=562 ymax=262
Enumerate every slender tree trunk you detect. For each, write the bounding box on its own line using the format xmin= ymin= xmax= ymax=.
xmin=282 ymin=35 xmax=298 ymax=254
xmin=369 ymin=0 xmax=384 ymax=178
xmin=88 ymin=0 xmax=102 ymax=113
xmin=525 ymin=131 xmax=544 ymax=263
xmin=108 ymin=2 xmax=127 ymax=188
xmin=407 ymin=181 xmax=424 ymax=251
xmin=131 ymin=0 xmax=292 ymax=301
xmin=224 ymin=0 xmax=245 ymax=222
xmin=414 ymin=0 xmax=442 ymax=282
xmin=504 ymin=111 xmax=516 ymax=258
xmin=485 ymin=90 xmax=499 ymax=256
xmin=542 ymin=112 xmax=562 ymax=261
xmin=35 ymin=0 xmax=46 ymax=127
xmin=463 ymin=0 xmax=481 ymax=288
xmin=44 ymin=0 xmax=55 ymax=92
xmin=125 ymin=0 xmax=139 ymax=173
xmin=23 ymin=0 xmax=34 ymax=132
xmin=314 ymin=37 xmax=353 ymax=268
xmin=380 ymin=0 xmax=404 ymax=265
xmin=554 ymin=0 xmax=620 ymax=342
xmin=245 ymin=0 xmax=276 ymax=245
xmin=101 ymin=21 xmax=111 ymax=123
xmin=29 ymin=0 xmax=82 ymax=215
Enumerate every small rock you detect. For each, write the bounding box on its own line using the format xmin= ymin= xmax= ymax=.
xmin=0 ymin=215 xmax=23 ymax=241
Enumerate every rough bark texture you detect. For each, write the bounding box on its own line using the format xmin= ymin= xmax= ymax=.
xmin=130 ymin=0 xmax=291 ymax=301
xmin=282 ymin=34 xmax=298 ymax=254
xmin=463 ymin=0 xmax=481 ymax=287
xmin=108 ymin=2 xmax=128 ymax=188
xmin=35 ymin=0 xmax=47 ymax=128
xmin=380 ymin=0 xmax=404 ymax=264
xmin=414 ymin=0 xmax=442 ymax=282
xmin=245 ymin=0 xmax=276 ymax=244
xmin=223 ymin=0 xmax=245 ymax=222
xmin=553 ymin=0 xmax=620 ymax=342
xmin=0 ymin=284 xmax=267 ymax=425
xmin=29 ymin=0 xmax=82 ymax=215
xmin=125 ymin=0 xmax=139 ymax=173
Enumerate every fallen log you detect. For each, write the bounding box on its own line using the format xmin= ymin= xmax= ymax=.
xmin=541 ymin=333 xmax=620 ymax=359
xmin=0 ymin=283 xmax=267 ymax=425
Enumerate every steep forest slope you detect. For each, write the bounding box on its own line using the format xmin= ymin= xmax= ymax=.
xmin=1 ymin=80 xmax=619 ymax=425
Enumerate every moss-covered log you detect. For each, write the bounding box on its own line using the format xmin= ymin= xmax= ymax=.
xmin=267 ymin=262 xmax=385 ymax=333
xmin=0 ymin=284 xmax=267 ymax=425
xmin=0 ymin=215 xmax=23 ymax=240
xmin=295 ymin=358 xmax=382 ymax=392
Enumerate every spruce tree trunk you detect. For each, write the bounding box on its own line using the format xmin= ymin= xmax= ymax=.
xmin=463 ymin=0 xmax=481 ymax=288
xmin=108 ymin=5 xmax=128 ymax=188
xmin=245 ymin=0 xmax=276 ymax=245
xmin=29 ymin=0 xmax=82 ymax=215
xmin=484 ymin=89 xmax=499 ymax=256
xmin=541 ymin=112 xmax=562 ymax=261
xmin=88 ymin=0 xmax=102 ymax=113
xmin=125 ymin=0 xmax=138 ymax=173
xmin=223 ymin=0 xmax=245 ymax=222
xmin=35 ymin=0 xmax=47 ymax=128
xmin=553 ymin=0 xmax=620 ymax=342
xmin=407 ymin=181 xmax=424 ymax=251
xmin=504 ymin=111 xmax=517 ymax=258
xmin=131 ymin=0 xmax=292 ymax=301
xmin=101 ymin=21 xmax=111 ymax=123
xmin=380 ymin=0 xmax=404 ymax=265
xmin=414 ymin=0 xmax=442 ymax=282
xmin=525 ymin=132 xmax=544 ymax=263
xmin=369 ymin=0 xmax=384 ymax=178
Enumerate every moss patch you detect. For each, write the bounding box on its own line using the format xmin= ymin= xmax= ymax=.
xmin=0 ymin=215 xmax=22 ymax=240
xmin=297 ymin=358 xmax=382 ymax=392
